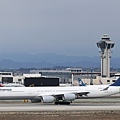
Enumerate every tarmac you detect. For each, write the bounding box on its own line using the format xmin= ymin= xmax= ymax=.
xmin=0 ymin=98 xmax=120 ymax=120
xmin=0 ymin=98 xmax=120 ymax=111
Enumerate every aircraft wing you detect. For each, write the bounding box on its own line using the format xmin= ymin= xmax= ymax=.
xmin=37 ymin=91 xmax=89 ymax=97
xmin=33 ymin=91 xmax=90 ymax=103
xmin=76 ymin=91 xmax=89 ymax=96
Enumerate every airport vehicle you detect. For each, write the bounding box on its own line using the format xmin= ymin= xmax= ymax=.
xmin=0 ymin=78 xmax=120 ymax=105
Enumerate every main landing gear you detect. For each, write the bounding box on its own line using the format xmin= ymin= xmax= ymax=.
xmin=54 ymin=101 xmax=70 ymax=105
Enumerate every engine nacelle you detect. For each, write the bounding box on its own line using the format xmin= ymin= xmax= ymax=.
xmin=63 ymin=94 xmax=76 ymax=101
xmin=42 ymin=96 xmax=55 ymax=103
xmin=31 ymin=99 xmax=41 ymax=103
xmin=31 ymin=96 xmax=41 ymax=103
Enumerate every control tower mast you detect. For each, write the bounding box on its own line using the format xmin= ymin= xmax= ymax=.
xmin=97 ymin=34 xmax=115 ymax=78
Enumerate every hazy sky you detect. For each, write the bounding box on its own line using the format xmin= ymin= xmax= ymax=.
xmin=0 ymin=0 xmax=120 ymax=57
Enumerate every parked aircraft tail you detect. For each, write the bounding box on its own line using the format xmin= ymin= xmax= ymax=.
xmin=78 ymin=78 xmax=86 ymax=86
xmin=110 ymin=78 xmax=120 ymax=86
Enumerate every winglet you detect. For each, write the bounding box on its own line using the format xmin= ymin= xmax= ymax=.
xmin=110 ymin=78 xmax=120 ymax=86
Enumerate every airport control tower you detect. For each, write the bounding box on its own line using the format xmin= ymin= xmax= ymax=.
xmin=97 ymin=34 xmax=115 ymax=78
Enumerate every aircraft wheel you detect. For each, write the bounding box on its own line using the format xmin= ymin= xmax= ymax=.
xmin=55 ymin=102 xmax=59 ymax=105
xmin=55 ymin=101 xmax=70 ymax=105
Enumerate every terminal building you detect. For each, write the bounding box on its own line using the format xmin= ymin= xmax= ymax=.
xmin=0 ymin=72 xmax=13 ymax=83
xmin=30 ymin=68 xmax=102 ymax=85
xmin=0 ymin=72 xmax=59 ymax=87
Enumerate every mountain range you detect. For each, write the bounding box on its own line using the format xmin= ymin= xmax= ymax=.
xmin=0 ymin=53 xmax=119 ymax=69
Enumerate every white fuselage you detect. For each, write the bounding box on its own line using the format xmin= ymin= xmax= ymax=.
xmin=0 ymin=85 xmax=120 ymax=100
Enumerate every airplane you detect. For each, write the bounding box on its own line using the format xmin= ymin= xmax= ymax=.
xmin=78 ymin=78 xmax=103 ymax=86
xmin=0 ymin=78 xmax=120 ymax=105
xmin=0 ymin=83 xmax=25 ymax=87
xmin=78 ymin=78 xmax=86 ymax=86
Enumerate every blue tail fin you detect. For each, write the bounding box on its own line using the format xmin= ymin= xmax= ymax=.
xmin=110 ymin=78 xmax=120 ymax=86
xmin=78 ymin=78 xmax=86 ymax=86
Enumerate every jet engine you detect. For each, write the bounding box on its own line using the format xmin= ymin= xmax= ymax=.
xmin=42 ymin=96 xmax=55 ymax=103
xmin=63 ymin=94 xmax=76 ymax=101
xmin=31 ymin=99 xmax=41 ymax=103
xmin=31 ymin=96 xmax=41 ymax=103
